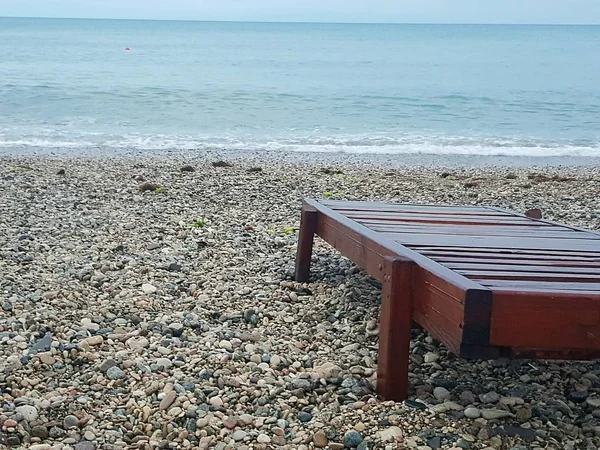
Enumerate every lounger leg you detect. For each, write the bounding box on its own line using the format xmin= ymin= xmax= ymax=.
xmin=294 ymin=205 xmax=317 ymax=282
xmin=377 ymin=257 xmax=413 ymax=401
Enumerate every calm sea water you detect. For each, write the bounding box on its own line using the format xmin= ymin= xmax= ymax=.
xmin=1 ymin=18 xmax=599 ymax=157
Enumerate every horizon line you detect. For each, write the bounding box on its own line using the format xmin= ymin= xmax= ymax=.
xmin=1 ymin=15 xmax=600 ymax=26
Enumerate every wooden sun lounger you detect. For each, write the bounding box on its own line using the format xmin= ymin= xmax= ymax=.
xmin=294 ymin=199 xmax=600 ymax=401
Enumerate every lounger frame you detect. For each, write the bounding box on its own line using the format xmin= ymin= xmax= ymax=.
xmin=295 ymin=199 xmax=600 ymax=400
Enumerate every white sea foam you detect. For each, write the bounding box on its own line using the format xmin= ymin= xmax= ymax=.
xmin=1 ymin=133 xmax=599 ymax=158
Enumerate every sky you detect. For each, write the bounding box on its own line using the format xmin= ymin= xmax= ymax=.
xmin=1 ymin=0 xmax=600 ymax=24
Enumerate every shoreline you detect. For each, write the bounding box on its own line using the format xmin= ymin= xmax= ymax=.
xmin=1 ymin=154 xmax=600 ymax=449
xmin=2 ymin=147 xmax=600 ymax=168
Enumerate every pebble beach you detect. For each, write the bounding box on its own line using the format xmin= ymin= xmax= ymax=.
xmin=1 ymin=152 xmax=600 ymax=450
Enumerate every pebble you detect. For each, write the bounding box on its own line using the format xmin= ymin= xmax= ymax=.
xmin=232 ymin=430 xmax=247 ymax=441
xmin=15 ymin=404 xmax=38 ymax=422
xmin=219 ymin=339 xmax=233 ymax=351
xmin=63 ymin=414 xmax=80 ymax=428
xmin=297 ymin=411 xmax=313 ymax=422
xmin=313 ymin=430 xmax=328 ymax=447
xmin=481 ymin=391 xmax=500 ymax=404
xmin=39 ymin=353 xmax=56 ymax=365
xmin=377 ymin=426 xmax=403 ymax=442
xmin=424 ymin=352 xmax=439 ymax=363
xmin=160 ymin=390 xmax=177 ymax=410
xmin=141 ymin=283 xmax=157 ymax=294
xmin=209 ymin=396 xmax=224 ymax=407
xmin=105 ymin=366 xmax=126 ymax=380
xmin=344 ymin=430 xmax=363 ymax=447
xmin=433 ymin=386 xmax=451 ymax=401
xmin=126 ymin=336 xmax=149 ymax=350
xmin=464 ymin=407 xmax=482 ymax=419
xmin=481 ymin=409 xmax=514 ymax=420
xmin=257 ymin=434 xmax=271 ymax=444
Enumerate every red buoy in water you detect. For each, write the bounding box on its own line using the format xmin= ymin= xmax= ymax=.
xmin=125 ymin=47 xmax=131 ymax=51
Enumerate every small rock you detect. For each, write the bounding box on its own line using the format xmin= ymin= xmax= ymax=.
xmin=297 ymin=411 xmax=312 ymax=423
xmin=515 ymin=407 xmax=532 ymax=422
xmin=212 ymin=161 xmax=232 ymax=168
xmin=239 ymin=414 xmax=253 ymax=425
xmin=126 ymin=336 xmax=149 ymax=350
xmin=481 ymin=392 xmax=500 ymax=404
xmin=31 ymin=425 xmax=49 ymax=438
xmin=292 ymin=378 xmax=312 ymax=390
xmin=49 ymin=426 xmax=66 ymax=438
xmin=209 ymin=396 xmax=224 ymax=407
xmin=223 ymin=416 xmax=237 ymax=430
xmin=232 ymin=430 xmax=247 ymax=441
xmin=141 ymin=283 xmax=157 ymax=294
xmin=15 ymin=404 xmax=38 ymax=422
xmin=167 ymin=262 xmax=182 ymax=272
xmin=586 ymin=397 xmax=600 ymax=408
xmin=481 ymin=409 xmax=514 ymax=420
xmin=464 ymin=407 xmax=481 ymax=419
xmin=39 ymin=353 xmax=56 ymax=365
xmin=6 ymin=436 xmax=21 ymax=446
xmin=106 ymin=366 xmax=126 ymax=380
xmin=99 ymin=358 xmax=118 ymax=372
xmin=377 ymin=426 xmax=403 ymax=442
xmin=84 ymin=430 xmax=96 ymax=440
xmin=219 ymin=340 xmax=233 ymax=351
xmin=433 ymin=387 xmax=451 ymax=402
xmin=430 ymin=402 xmax=463 ymax=413
xmin=82 ymin=335 xmax=103 ymax=346
xmin=30 ymin=333 xmax=52 ymax=353
xmin=160 ymin=391 xmax=177 ymax=410
xmin=64 ymin=415 xmax=80 ymax=428
xmin=313 ymin=430 xmax=328 ymax=448
xmin=256 ymin=434 xmax=271 ymax=444
xmin=424 ymin=352 xmax=439 ymax=363
xmin=168 ymin=322 xmax=184 ymax=337
xmin=180 ymin=165 xmax=195 ymax=172
xmin=343 ymin=430 xmax=363 ymax=447
xmin=155 ymin=357 xmax=172 ymax=370
xmin=139 ymin=182 xmax=160 ymax=192
xmin=459 ymin=391 xmax=476 ymax=405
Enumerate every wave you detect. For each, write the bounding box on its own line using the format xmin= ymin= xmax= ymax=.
xmin=0 ymin=133 xmax=599 ymax=157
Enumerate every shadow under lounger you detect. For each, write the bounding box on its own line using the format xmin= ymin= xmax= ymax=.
xmin=294 ymin=198 xmax=600 ymax=401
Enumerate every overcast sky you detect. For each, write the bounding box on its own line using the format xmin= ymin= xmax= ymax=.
xmin=1 ymin=0 xmax=600 ymax=24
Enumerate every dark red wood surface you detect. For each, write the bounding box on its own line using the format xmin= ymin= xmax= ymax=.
xmin=316 ymin=199 xmax=600 ymax=352
xmin=296 ymin=199 xmax=600 ymax=399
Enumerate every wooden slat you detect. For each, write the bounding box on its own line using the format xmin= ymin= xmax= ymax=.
xmin=379 ymin=230 xmax=596 ymax=241
xmin=343 ymin=212 xmax=546 ymax=226
xmin=363 ymin=223 xmax=577 ymax=237
xmin=478 ymin=279 xmax=600 ymax=292
xmin=322 ymin=201 xmax=500 ymax=215
xmin=447 ymin=263 xmax=600 ymax=274
xmin=462 ymin=270 xmax=600 ymax=282
xmin=487 ymin=206 xmax=600 ymax=237
xmin=414 ymin=246 xmax=600 ymax=258
xmin=395 ymin=235 xmax=600 ymax=252
xmin=432 ymin=256 xmax=600 ymax=266
xmin=490 ymin=291 xmax=600 ymax=349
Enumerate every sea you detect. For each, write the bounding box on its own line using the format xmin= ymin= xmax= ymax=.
xmin=1 ymin=17 xmax=599 ymax=160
